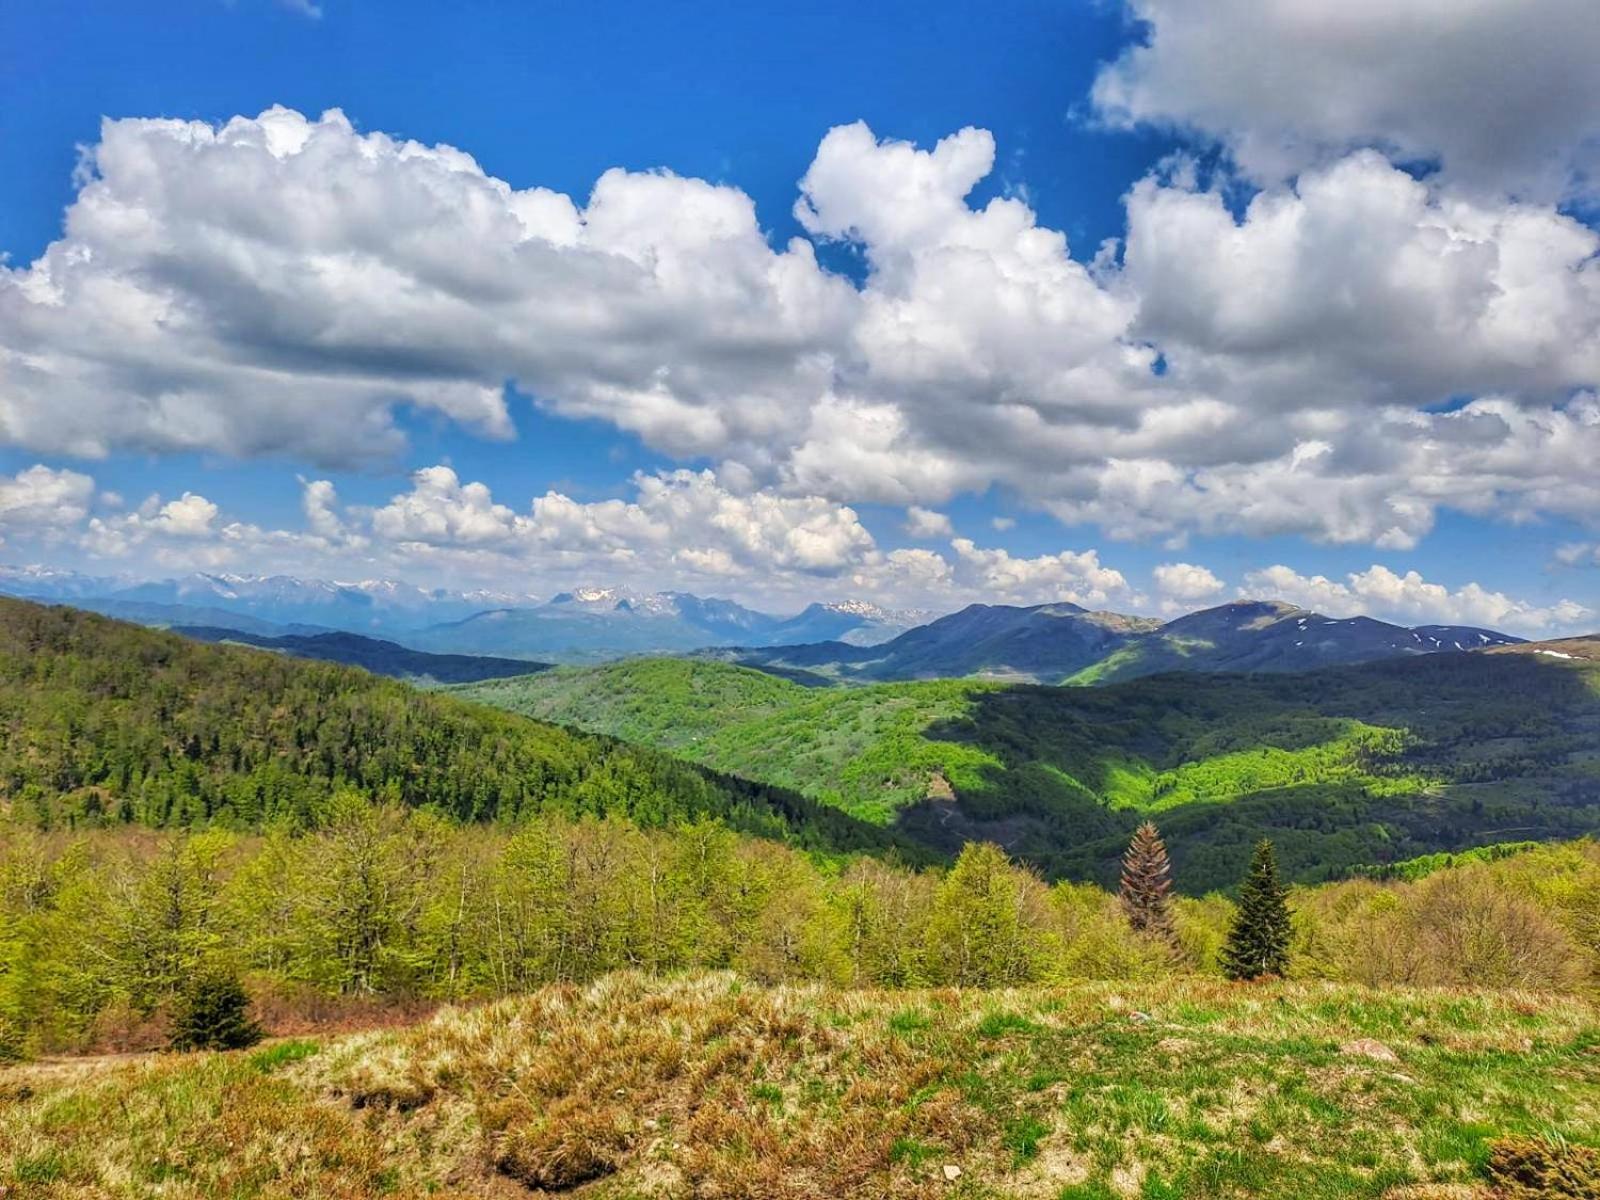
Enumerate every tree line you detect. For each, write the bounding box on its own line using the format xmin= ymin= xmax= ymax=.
xmin=2 ymin=800 xmax=1594 ymax=1058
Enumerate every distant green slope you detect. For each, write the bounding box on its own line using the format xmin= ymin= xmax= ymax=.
xmin=174 ymin=624 xmax=549 ymax=685
xmin=460 ymin=647 xmax=1600 ymax=891
xmin=0 ymin=598 xmax=894 ymax=855
xmin=460 ymin=659 xmax=1002 ymax=823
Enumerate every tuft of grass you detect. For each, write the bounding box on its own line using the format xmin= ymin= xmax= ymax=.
xmin=247 ymin=1038 xmax=320 ymax=1074
xmin=888 ymin=1008 xmax=932 ymax=1034
xmin=1484 ymin=1134 xmax=1600 ymax=1198
xmin=1003 ymin=1113 xmax=1050 ymax=1167
xmin=976 ymin=1009 xmax=1036 ymax=1038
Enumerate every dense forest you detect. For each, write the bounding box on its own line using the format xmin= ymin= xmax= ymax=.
xmin=461 ymin=648 xmax=1600 ymax=890
xmin=0 ymin=599 xmax=893 ymax=855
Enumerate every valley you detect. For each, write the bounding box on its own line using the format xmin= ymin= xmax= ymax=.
xmin=460 ymin=641 xmax=1600 ymax=890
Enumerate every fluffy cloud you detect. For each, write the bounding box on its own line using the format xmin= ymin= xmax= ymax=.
xmin=0 ymin=106 xmax=851 ymax=467
xmin=370 ymin=467 xmax=525 ymax=547
xmin=903 ymin=506 xmax=954 ymax=539
xmin=5 ymin=104 xmax=1600 ymax=560
xmin=1152 ymin=561 xmax=1225 ymax=612
xmin=1241 ymin=564 xmax=1592 ymax=635
xmin=0 ymin=455 xmax=1140 ymax=610
xmin=80 ymin=487 xmax=319 ymax=567
xmin=949 ymin=538 xmax=1131 ymax=609
xmin=0 ymin=466 xmax=96 ymax=540
xmin=5 ymin=455 xmax=1588 ymax=632
xmin=1093 ymin=0 xmax=1600 ymax=200
xmin=1119 ymin=154 xmax=1600 ymax=405
xmin=359 ymin=465 xmax=880 ymax=584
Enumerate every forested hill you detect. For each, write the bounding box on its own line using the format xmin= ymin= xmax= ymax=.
xmin=460 ymin=647 xmax=1600 ymax=891
xmin=0 ymin=598 xmax=893 ymax=854
xmin=173 ymin=625 xmax=547 ymax=685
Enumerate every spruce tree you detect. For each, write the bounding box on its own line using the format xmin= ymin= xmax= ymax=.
xmin=1119 ymin=822 xmax=1176 ymax=943
xmin=1220 ymin=839 xmax=1292 ymax=981
xmin=168 ymin=967 xmax=263 ymax=1052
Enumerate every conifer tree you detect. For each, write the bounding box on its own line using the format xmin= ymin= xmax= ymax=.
xmin=1220 ymin=839 xmax=1292 ymax=981
xmin=168 ymin=967 xmax=262 ymax=1052
xmin=1119 ymin=822 xmax=1177 ymax=943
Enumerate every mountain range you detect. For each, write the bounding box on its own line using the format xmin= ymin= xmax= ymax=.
xmin=710 ymin=599 xmax=1525 ymax=685
xmin=0 ymin=568 xmax=929 ymax=661
xmin=0 ymin=565 xmax=534 ymax=633
xmin=0 ymin=566 xmax=1550 ymax=685
xmin=6 ymin=590 xmax=1595 ymax=893
xmin=410 ymin=588 xmax=932 ymax=662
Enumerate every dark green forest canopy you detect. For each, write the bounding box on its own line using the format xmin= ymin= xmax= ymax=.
xmin=462 ymin=649 xmax=1600 ymax=892
xmin=0 ymin=598 xmax=896 ymax=856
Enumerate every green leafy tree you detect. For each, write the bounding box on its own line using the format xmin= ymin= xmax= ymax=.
xmin=1119 ymin=822 xmax=1176 ymax=943
xmin=924 ymin=843 xmax=1056 ymax=986
xmin=1221 ymin=840 xmax=1292 ymax=980
xmin=168 ymin=967 xmax=262 ymax=1051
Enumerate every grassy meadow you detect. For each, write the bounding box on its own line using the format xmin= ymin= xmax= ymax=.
xmin=3 ymin=973 xmax=1597 ymax=1199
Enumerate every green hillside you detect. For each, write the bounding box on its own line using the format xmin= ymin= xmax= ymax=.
xmin=459 ymin=646 xmax=1600 ymax=891
xmin=0 ymin=598 xmax=891 ymax=855
xmin=460 ymin=659 xmax=1002 ymax=822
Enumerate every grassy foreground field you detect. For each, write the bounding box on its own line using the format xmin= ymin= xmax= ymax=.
xmin=3 ymin=974 xmax=1597 ymax=1199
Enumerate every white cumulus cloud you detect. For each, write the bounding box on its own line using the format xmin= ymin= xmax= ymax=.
xmin=0 ymin=466 xmax=96 ymax=540
xmin=3 ymin=101 xmax=1600 ymax=571
xmin=903 ymin=506 xmax=954 ymax=539
xmin=1093 ymin=0 xmax=1600 ymax=201
xmin=1153 ymin=561 xmax=1225 ymax=613
xmin=1241 ymin=563 xmax=1591 ymax=635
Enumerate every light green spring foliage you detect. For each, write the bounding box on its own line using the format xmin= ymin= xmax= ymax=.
xmin=459 ymin=660 xmax=1426 ymax=822
xmin=1 ymin=800 xmax=1596 ymax=1057
xmin=462 ymin=660 xmax=1008 ymax=823
xmin=457 ymin=652 xmax=1600 ymax=893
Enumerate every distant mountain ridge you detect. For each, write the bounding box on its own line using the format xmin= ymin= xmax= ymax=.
xmin=174 ymin=626 xmax=549 ymax=685
xmin=408 ymin=592 xmax=931 ymax=662
xmin=0 ymin=565 xmax=1528 ymax=677
xmin=0 ymin=566 xmax=934 ymax=663
xmin=713 ymin=599 xmax=1525 ymax=685
xmin=0 ymin=565 xmax=532 ymax=633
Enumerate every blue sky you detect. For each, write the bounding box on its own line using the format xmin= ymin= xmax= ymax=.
xmin=1 ymin=0 xmax=1598 ymax=633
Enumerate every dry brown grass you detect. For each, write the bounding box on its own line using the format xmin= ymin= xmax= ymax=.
xmin=2 ymin=973 xmax=1597 ymax=1198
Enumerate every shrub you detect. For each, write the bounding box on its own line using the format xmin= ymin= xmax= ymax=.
xmin=169 ymin=968 xmax=264 ymax=1052
xmin=1290 ymin=861 xmax=1587 ymax=990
